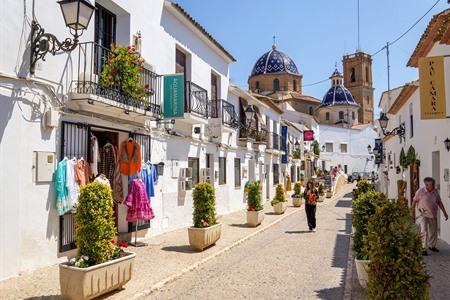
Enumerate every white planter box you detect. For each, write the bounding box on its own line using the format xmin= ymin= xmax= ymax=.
xmin=355 ymin=258 xmax=370 ymax=289
xmin=188 ymin=223 xmax=222 ymax=251
xmin=273 ymin=202 xmax=287 ymax=214
xmin=292 ymin=197 xmax=303 ymax=207
xmin=246 ymin=210 xmax=265 ymax=227
xmin=59 ymin=252 xmax=136 ymax=300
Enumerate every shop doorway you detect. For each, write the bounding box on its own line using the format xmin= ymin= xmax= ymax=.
xmin=409 ymin=162 xmax=420 ymax=205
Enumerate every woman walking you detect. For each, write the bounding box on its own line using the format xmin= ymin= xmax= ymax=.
xmin=304 ymin=180 xmax=318 ymax=232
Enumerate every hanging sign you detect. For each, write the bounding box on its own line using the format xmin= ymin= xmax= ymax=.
xmin=163 ymin=74 xmax=185 ymax=118
xmin=303 ymin=130 xmax=314 ymax=141
xmin=419 ymin=56 xmax=447 ymax=120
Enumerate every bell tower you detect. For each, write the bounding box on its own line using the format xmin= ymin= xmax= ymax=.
xmin=342 ymin=52 xmax=374 ymax=124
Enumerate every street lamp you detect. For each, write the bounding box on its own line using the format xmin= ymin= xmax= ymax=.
xmin=30 ymin=0 xmax=95 ymax=74
xmin=294 ymin=140 xmax=301 ymax=151
xmin=444 ymin=138 xmax=450 ymax=152
xmin=244 ymin=105 xmax=256 ymax=128
xmin=367 ymin=145 xmax=372 ymax=153
xmin=377 ymin=112 xmax=405 ymax=138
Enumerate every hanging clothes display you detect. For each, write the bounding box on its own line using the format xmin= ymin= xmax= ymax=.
xmin=66 ymin=158 xmax=80 ymax=208
xmin=75 ymin=159 xmax=92 ymax=187
xmin=54 ymin=158 xmax=70 ymax=216
xmin=143 ymin=163 xmax=158 ymax=198
xmin=119 ymin=139 xmax=142 ymax=176
xmin=99 ymin=143 xmax=123 ymax=203
xmin=90 ymin=134 xmax=100 ymax=176
xmin=125 ymin=178 xmax=155 ymax=222
xmin=94 ymin=174 xmax=111 ymax=187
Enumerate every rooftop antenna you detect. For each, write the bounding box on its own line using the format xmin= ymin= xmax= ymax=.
xmin=357 ymin=0 xmax=361 ymax=51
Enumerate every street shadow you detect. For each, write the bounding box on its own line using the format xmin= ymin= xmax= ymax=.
xmin=285 ymin=230 xmax=313 ymax=234
xmin=335 ymin=199 xmax=352 ymax=208
xmin=315 ymin=213 xmax=352 ymax=299
xmin=344 ymin=192 xmax=353 ymax=198
xmin=24 ymin=296 xmax=62 ymax=300
xmin=265 ymin=212 xmax=281 ymax=215
xmin=161 ymin=245 xmax=195 ymax=254
xmin=229 ymin=223 xmax=250 ymax=228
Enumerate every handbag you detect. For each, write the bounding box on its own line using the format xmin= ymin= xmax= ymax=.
xmin=307 ymin=192 xmax=317 ymax=205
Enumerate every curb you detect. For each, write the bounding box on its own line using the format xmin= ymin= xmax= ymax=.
xmin=343 ymin=228 xmax=355 ymax=300
xmin=131 ymin=206 xmax=300 ymax=300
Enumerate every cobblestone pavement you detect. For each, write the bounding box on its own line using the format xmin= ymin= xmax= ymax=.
xmin=148 ymin=193 xmax=354 ymax=299
xmin=424 ymin=240 xmax=450 ymax=300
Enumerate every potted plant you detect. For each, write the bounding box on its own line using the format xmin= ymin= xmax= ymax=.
xmin=188 ymin=182 xmax=221 ymax=251
xmin=351 ymin=189 xmax=384 ymax=289
xmin=326 ymin=188 xmax=332 ymax=198
xmin=317 ymin=183 xmax=325 ymax=202
xmin=59 ymin=182 xmax=136 ymax=300
xmin=291 ymin=182 xmax=303 ymax=207
xmin=246 ymin=181 xmax=264 ymax=227
xmin=271 ymin=184 xmax=287 ymax=214
xmin=299 ymin=174 xmax=305 ymax=186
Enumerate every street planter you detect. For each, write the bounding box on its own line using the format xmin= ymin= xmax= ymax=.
xmin=188 ymin=223 xmax=222 ymax=251
xmin=292 ymin=197 xmax=303 ymax=207
xmin=59 ymin=252 xmax=136 ymax=300
xmin=354 ymin=258 xmax=370 ymax=289
xmin=247 ymin=210 xmax=264 ymax=227
xmin=326 ymin=190 xmax=332 ymax=198
xmin=273 ymin=201 xmax=287 ymax=214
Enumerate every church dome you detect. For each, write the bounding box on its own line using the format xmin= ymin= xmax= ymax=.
xmin=319 ymin=69 xmax=358 ymax=108
xmin=251 ymin=45 xmax=300 ymax=77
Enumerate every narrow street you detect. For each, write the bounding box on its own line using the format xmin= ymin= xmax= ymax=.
xmin=148 ymin=193 xmax=353 ymax=300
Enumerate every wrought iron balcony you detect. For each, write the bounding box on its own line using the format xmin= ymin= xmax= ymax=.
xmin=71 ymin=42 xmax=162 ymax=116
xmin=211 ymin=99 xmax=240 ymax=128
xmin=185 ymin=81 xmax=210 ymax=118
xmin=254 ymin=128 xmax=268 ymax=144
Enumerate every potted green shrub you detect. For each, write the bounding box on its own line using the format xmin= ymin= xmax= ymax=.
xmin=271 ymin=184 xmax=288 ymax=214
xmin=352 ymin=189 xmax=381 ymax=288
xmin=317 ymin=183 xmax=325 ymax=202
xmin=291 ymin=182 xmax=304 ymax=207
xmin=59 ymin=182 xmax=136 ymax=300
xmin=188 ymin=182 xmax=221 ymax=251
xmin=366 ymin=199 xmax=429 ymax=298
xmin=246 ymin=181 xmax=264 ymax=227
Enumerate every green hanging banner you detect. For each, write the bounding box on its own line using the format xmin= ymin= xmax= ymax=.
xmin=163 ymin=74 xmax=185 ymax=118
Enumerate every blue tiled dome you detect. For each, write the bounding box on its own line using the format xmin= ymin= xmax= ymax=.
xmin=320 ymin=69 xmax=358 ymax=108
xmin=251 ymin=45 xmax=299 ymax=77
xmin=320 ymin=85 xmax=358 ymax=108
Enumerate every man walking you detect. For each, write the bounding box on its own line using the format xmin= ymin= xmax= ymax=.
xmin=412 ymin=177 xmax=448 ymax=255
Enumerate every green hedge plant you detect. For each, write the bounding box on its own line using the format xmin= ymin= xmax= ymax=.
xmin=353 ymin=179 xmax=375 ymax=200
xmin=75 ymin=182 xmax=116 ymax=267
xmin=352 ymin=190 xmax=386 ymax=260
xmin=271 ymin=184 xmax=286 ymax=206
xmin=247 ymin=181 xmax=263 ymax=211
xmin=293 ymin=182 xmax=303 ymax=198
xmin=193 ymin=182 xmax=217 ymax=228
xmin=366 ymin=199 xmax=429 ymax=300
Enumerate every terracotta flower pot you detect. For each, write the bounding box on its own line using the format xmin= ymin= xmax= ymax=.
xmin=188 ymin=223 xmax=222 ymax=251
xmin=59 ymin=252 xmax=136 ymax=300
xmin=355 ymin=258 xmax=370 ymax=289
xmin=292 ymin=197 xmax=303 ymax=207
xmin=273 ymin=201 xmax=287 ymax=214
xmin=247 ymin=210 xmax=264 ymax=227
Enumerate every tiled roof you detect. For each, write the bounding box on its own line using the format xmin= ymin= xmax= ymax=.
xmin=407 ymin=9 xmax=450 ymax=67
xmin=169 ymin=2 xmax=236 ymax=62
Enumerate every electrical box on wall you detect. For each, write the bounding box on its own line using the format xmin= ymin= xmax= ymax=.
xmin=45 ymin=110 xmax=59 ymax=128
xmin=33 ymin=151 xmax=56 ymax=183
xmin=171 ymin=160 xmax=180 ymax=178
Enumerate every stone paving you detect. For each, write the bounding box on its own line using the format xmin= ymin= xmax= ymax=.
xmin=0 ymin=185 xmax=353 ymax=300
xmin=148 ymin=189 xmax=355 ymax=299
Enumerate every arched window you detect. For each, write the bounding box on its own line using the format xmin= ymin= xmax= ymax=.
xmin=255 ymin=81 xmax=260 ymax=91
xmin=309 ymin=107 xmax=314 ymax=115
xmin=325 ymin=112 xmax=330 ymax=120
xmin=339 ymin=111 xmax=344 ymax=120
xmin=293 ymin=80 xmax=297 ymax=91
xmin=350 ymin=68 xmax=356 ymax=82
xmin=273 ymin=78 xmax=280 ymax=91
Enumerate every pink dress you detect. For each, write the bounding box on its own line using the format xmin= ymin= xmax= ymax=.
xmin=125 ymin=179 xmax=155 ymax=222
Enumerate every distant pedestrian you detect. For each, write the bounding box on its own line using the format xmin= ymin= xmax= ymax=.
xmin=412 ymin=177 xmax=448 ymax=255
xmin=304 ymin=180 xmax=318 ymax=232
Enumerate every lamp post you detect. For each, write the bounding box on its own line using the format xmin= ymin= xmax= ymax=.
xmin=30 ymin=0 xmax=95 ymax=74
xmin=444 ymin=138 xmax=450 ymax=152
xmin=244 ymin=105 xmax=256 ymax=128
xmin=377 ymin=112 xmax=405 ymax=139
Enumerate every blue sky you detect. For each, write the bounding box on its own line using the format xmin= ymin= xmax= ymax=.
xmin=175 ymin=0 xmax=448 ymax=116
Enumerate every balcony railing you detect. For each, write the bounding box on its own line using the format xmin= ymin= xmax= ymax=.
xmin=72 ymin=42 xmax=162 ymax=115
xmin=254 ymin=128 xmax=268 ymax=143
xmin=185 ymin=81 xmax=209 ymax=118
xmin=211 ymin=99 xmax=239 ymax=128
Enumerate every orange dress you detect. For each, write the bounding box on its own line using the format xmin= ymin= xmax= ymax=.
xmin=119 ymin=140 xmax=142 ymax=175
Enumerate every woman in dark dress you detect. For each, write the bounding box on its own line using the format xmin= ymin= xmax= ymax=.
xmin=304 ymin=180 xmax=318 ymax=231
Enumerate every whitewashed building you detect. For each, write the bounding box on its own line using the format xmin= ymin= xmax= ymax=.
xmin=377 ymin=8 xmax=450 ymax=244
xmin=0 ymin=0 xmax=300 ymax=280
